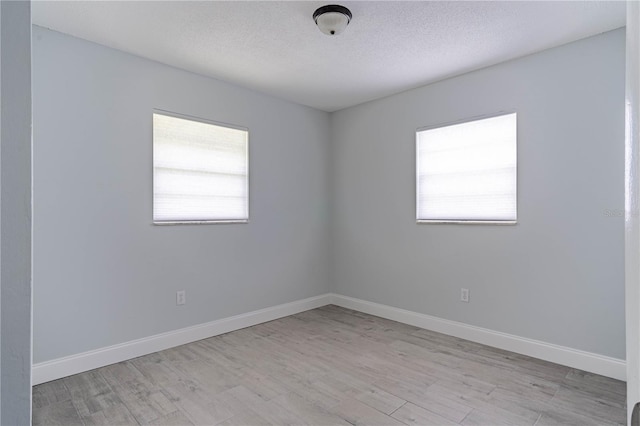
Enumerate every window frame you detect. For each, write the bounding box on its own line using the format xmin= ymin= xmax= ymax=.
xmin=415 ymin=111 xmax=518 ymax=225
xmin=152 ymin=109 xmax=250 ymax=225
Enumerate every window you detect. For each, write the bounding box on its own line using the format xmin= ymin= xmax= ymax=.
xmin=416 ymin=112 xmax=517 ymax=223
xmin=153 ymin=112 xmax=248 ymax=224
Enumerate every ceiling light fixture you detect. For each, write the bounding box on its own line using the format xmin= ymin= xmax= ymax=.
xmin=313 ymin=5 xmax=352 ymax=36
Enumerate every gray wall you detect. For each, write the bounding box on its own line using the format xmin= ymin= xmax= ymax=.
xmin=33 ymin=25 xmax=625 ymax=366
xmin=1 ymin=1 xmax=32 ymax=424
xmin=331 ymin=29 xmax=626 ymax=359
xmin=32 ymin=27 xmax=331 ymax=363
xmin=627 ymin=2 xmax=640 ymax=417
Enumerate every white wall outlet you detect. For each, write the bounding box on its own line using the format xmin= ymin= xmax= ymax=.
xmin=460 ymin=288 xmax=470 ymax=303
xmin=176 ymin=290 xmax=186 ymax=306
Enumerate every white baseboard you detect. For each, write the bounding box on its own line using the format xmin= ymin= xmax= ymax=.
xmin=330 ymin=294 xmax=626 ymax=381
xmin=32 ymin=294 xmax=333 ymax=385
xmin=32 ymin=292 xmax=626 ymax=385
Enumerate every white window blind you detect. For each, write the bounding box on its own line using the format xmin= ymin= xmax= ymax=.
xmin=153 ymin=112 xmax=248 ymax=223
xmin=416 ymin=113 xmax=517 ymax=223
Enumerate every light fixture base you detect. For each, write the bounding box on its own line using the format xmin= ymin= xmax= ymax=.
xmin=313 ymin=5 xmax=352 ymax=36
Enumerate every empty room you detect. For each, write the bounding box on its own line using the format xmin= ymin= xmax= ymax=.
xmin=1 ymin=0 xmax=639 ymax=425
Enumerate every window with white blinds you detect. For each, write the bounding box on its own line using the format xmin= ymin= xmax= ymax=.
xmin=153 ymin=112 xmax=248 ymax=223
xmin=416 ymin=113 xmax=517 ymax=223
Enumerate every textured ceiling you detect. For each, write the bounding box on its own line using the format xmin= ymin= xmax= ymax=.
xmin=32 ymin=1 xmax=625 ymax=112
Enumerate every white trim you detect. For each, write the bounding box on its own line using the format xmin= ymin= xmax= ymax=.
xmin=32 ymin=292 xmax=626 ymax=385
xmin=330 ymin=294 xmax=626 ymax=381
xmin=416 ymin=220 xmax=517 ymax=225
xmin=626 ymin=2 xmax=640 ymax=422
xmin=31 ymin=294 xmax=333 ymax=385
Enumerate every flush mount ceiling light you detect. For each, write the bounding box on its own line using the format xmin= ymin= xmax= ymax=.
xmin=313 ymin=5 xmax=352 ymax=36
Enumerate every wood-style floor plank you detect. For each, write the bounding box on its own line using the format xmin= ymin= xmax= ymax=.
xmin=33 ymin=305 xmax=626 ymax=425
xmin=391 ymin=401 xmax=458 ymax=425
xmin=33 ymin=399 xmax=84 ymax=426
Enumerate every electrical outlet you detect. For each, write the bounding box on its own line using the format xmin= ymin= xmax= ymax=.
xmin=460 ymin=288 xmax=470 ymax=303
xmin=176 ymin=290 xmax=186 ymax=306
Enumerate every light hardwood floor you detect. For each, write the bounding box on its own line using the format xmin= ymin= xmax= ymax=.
xmin=33 ymin=305 xmax=626 ymax=425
